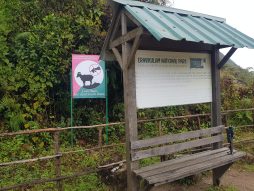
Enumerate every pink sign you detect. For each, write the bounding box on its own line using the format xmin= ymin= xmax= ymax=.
xmin=72 ymin=54 xmax=105 ymax=99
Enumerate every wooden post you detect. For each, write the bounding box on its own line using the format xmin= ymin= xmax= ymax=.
xmin=158 ymin=120 xmax=162 ymax=136
xmin=252 ymin=110 xmax=254 ymax=128
xmin=54 ymin=131 xmax=63 ymax=191
xmin=98 ymin=128 xmax=103 ymax=147
xmin=121 ymin=12 xmax=139 ymax=191
xmin=158 ymin=120 xmax=166 ymax=161
xmin=211 ymin=47 xmax=226 ymax=186
xmin=211 ymin=47 xmax=222 ymax=148
xmin=197 ymin=116 xmax=201 ymax=129
xmin=225 ymin=113 xmax=228 ymax=127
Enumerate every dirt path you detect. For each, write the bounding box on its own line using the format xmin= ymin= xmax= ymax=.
xmin=151 ymin=168 xmax=254 ymax=191
xmin=205 ymin=168 xmax=254 ymax=191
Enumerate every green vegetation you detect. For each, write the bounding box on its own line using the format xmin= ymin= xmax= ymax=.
xmin=0 ymin=0 xmax=109 ymax=132
xmin=0 ymin=144 xmax=126 ymax=190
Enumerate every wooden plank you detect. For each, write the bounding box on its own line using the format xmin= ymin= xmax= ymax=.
xmin=112 ymin=47 xmax=123 ymax=69
xmin=121 ymin=12 xmax=139 ymax=191
xmin=132 ymin=135 xmax=224 ymax=161
xmin=150 ymin=151 xmax=245 ymax=185
xmin=110 ymin=27 xmax=143 ymax=49
xmin=131 ymin=125 xmax=224 ymax=150
xmin=152 ymin=152 xmax=244 ymax=185
xmin=218 ymin=47 xmax=237 ymax=69
xmin=134 ymin=147 xmax=228 ymax=174
xmin=139 ymin=149 xmax=230 ymax=178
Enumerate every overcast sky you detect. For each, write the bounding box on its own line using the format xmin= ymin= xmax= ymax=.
xmin=173 ymin=0 xmax=254 ymax=70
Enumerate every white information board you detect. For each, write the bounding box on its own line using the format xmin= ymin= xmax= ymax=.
xmin=135 ymin=50 xmax=212 ymax=109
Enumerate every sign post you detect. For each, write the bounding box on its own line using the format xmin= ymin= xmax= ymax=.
xmin=72 ymin=55 xmax=106 ymax=99
xmin=70 ymin=70 xmax=74 ymax=146
xmin=105 ymin=69 xmax=109 ymax=144
xmin=71 ymin=55 xmax=108 ymax=145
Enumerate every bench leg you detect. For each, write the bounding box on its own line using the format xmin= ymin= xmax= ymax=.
xmin=212 ymin=163 xmax=233 ymax=186
xmin=139 ymin=179 xmax=153 ymax=191
xmin=141 ymin=184 xmax=153 ymax=191
xmin=127 ymin=171 xmax=139 ymax=191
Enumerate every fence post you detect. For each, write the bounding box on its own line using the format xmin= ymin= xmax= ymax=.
xmin=158 ymin=120 xmax=162 ymax=136
xmin=252 ymin=110 xmax=254 ymax=128
xmin=54 ymin=130 xmax=63 ymax=191
xmin=225 ymin=113 xmax=228 ymax=127
xmin=197 ymin=116 xmax=201 ymax=129
xmin=98 ymin=127 xmax=103 ymax=147
xmin=157 ymin=120 xmax=166 ymax=161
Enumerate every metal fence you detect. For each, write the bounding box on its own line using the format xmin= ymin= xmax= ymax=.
xmin=0 ymin=108 xmax=254 ymax=191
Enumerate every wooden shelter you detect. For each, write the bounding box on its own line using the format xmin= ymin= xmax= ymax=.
xmin=101 ymin=0 xmax=254 ymax=190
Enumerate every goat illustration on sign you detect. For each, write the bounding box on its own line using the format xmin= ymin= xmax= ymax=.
xmin=75 ymin=62 xmax=103 ymax=89
xmin=72 ymin=55 xmax=105 ymax=98
xmin=76 ymin=63 xmax=102 ymax=89
xmin=76 ymin=72 xmax=93 ymax=86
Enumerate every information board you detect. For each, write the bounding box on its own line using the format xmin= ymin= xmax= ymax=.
xmin=72 ymin=54 xmax=105 ymax=99
xmin=135 ymin=50 xmax=212 ymax=108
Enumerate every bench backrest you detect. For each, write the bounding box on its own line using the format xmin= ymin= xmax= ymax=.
xmin=131 ymin=125 xmax=224 ymax=161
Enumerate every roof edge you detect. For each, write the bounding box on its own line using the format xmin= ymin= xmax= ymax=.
xmin=111 ymin=0 xmax=226 ymax=23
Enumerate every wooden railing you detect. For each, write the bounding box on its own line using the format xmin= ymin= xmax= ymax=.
xmin=0 ymin=108 xmax=254 ymax=191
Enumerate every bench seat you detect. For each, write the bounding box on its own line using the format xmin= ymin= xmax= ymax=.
xmin=134 ymin=147 xmax=245 ymax=186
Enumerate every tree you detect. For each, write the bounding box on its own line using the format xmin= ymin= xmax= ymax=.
xmin=0 ymin=0 xmax=109 ymax=131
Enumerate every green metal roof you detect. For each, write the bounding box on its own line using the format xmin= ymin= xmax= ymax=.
xmin=112 ymin=0 xmax=254 ymax=49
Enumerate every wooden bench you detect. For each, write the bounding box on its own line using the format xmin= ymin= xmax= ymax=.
xmin=131 ymin=125 xmax=245 ymax=187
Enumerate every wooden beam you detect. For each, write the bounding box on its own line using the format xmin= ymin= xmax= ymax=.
xmin=218 ymin=47 xmax=237 ymax=69
xmin=139 ymin=35 xmax=214 ymax=52
xmin=0 ymin=154 xmax=62 ymax=167
xmin=110 ymin=27 xmax=143 ymax=49
xmin=211 ymin=47 xmax=224 ymax=186
xmin=112 ymin=48 xmax=123 ymax=69
xmin=211 ymin=47 xmax=223 ymax=149
xmin=126 ymin=29 xmax=143 ymax=69
xmin=121 ymin=12 xmax=139 ymax=191
xmin=101 ymin=4 xmax=120 ymax=61
xmin=109 ymin=13 xmax=121 ymax=45
xmin=211 ymin=47 xmax=222 ymax=145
